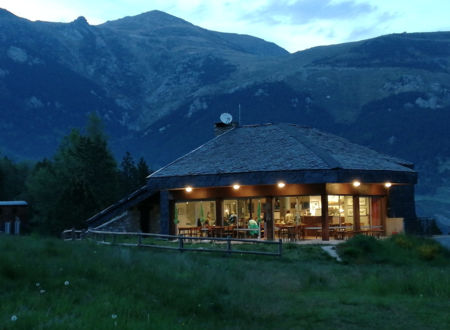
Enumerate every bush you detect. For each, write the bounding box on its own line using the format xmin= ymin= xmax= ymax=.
xmin=338 ymin=234 xmax=449 ymax=265
xmin=391 ymin=234 xmax=413 ymax=249
xmin=338 ymin=235 xmax=384 ymax=264
xmin=417 ymin=243 xmax=442 ymax=261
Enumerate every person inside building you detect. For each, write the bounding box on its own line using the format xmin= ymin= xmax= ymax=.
xmin=228 ymin=213 xmax=237 ymax=225
xmin=285 ymin=210 xmax=294 ymax=225
xmin=248 ymin=218 xmax=259 ymax=237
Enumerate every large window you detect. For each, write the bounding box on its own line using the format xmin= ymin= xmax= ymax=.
xmin=223 ymin=198 xmax=265 ymax=227
xmin=327 ymin=195 xmax=382 ymax=230
xmin=175 ymin=201 xmax=216 ymax=227
xmin=328 ymin=195 xmax=353 ymax=226
xmin=275 ymin=196 xmax=322 ymax=225
xmin=276 ymin=195 xmax=383 ymax=237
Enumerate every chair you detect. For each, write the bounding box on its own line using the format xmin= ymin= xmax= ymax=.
xmin=278 ymin=227 xmax=290 ymax=241
xmin=287 ymin=226 xmax=297 ymax=242
xmin=296 ymin=225 xmax=305 ymax=240
xmin=223 ymin=225 xmax=235 ymax=238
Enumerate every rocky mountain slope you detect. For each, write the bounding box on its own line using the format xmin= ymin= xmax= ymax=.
xmin=1 ymin=9 xmax=450 ymax=225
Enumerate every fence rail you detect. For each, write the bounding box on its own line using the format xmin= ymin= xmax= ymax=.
xmin=62 ymin=229 xmax=282 ymax=257
xmin=61 ymin=228 xmax=86 ymax=241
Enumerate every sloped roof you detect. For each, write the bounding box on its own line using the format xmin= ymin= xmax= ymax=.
xmin=150 ymin=123 xmax=414 ymax=178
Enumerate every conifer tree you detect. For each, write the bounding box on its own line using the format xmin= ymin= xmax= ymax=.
xmin=136 ymin=157 xmax=151 ymax=186
xmin=27 ymin=114 xmax=122 ymax=234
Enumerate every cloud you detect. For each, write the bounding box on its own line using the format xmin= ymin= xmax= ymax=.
xmin=244 ymin=0 xmax=376 ymax=25
xmin=345 ymin=11 xmax=398 ymax=41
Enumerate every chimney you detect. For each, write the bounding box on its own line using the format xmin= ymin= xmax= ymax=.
xmin=214 ymin=122 xmax=237 ymax=136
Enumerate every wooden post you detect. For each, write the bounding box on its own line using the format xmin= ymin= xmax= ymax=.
xmin=168 ymin=199 xmax=176 ymax=236
xmin=321 ymin=194 xmax=329 ymax=241
xmin=227 ymin=237 xmax=232 ymax=255
xmin=353 ymin=195 xmax=361 ymax=232
xmin=178 ymin=236 xmax=184 ymax=252
xmin=138 ymin=234 xmax=142 ymax=246
xmin=265 ymin=197 xmax=274 ymax=241
xmin=215 ymin=198 xmax=223 ymax=226
xmin=278 ymin=238 xmax=282 ymax=256
xmin=159 ymin=190 xmax=170 ymax=235
xmin=381 ymin=196 xmax=387 ymax=235
xmin=71 ymin=228 xmax=75 ymax=241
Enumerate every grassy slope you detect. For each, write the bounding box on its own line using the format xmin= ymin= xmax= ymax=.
xmin=0 ymin=235 xmax=449 ymax=329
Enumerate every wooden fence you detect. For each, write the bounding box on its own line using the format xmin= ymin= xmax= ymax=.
xmin=61 ymin=228 xmax=86 ymax=241
xmin=62 ymin=229 xmax=282 ymax=257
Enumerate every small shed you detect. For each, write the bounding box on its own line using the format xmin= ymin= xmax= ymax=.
xmin=0 ymin=201 xmax=28 ymax=235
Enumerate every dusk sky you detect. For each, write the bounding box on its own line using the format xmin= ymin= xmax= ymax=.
xmin=1 ymin=0 xmax=449 ymax=53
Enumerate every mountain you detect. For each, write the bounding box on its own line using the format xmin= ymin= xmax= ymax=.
xmin=1 ymin=9 xmax=450 ymax=226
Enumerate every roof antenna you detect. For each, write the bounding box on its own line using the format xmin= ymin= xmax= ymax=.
xmin=238 ymin=104 xmax=241 ymax=126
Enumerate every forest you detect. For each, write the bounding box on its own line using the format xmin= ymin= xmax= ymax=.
xmin=0 ymin=114 xmax=150 ymax=235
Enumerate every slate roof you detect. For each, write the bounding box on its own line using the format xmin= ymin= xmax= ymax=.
xmin=150 ymin=123 xmax=414 ymax=178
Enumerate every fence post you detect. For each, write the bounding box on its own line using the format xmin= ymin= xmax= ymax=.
xmin=71 ymin=228 xmax=75 ymax=241
xmin=227 ymin=237 xmax=232 ymax=255
xmin=178 ymin=236 xmax=184 ymax=252
xmin=112 ymin=234 xmax=116 ymax=245
xmin=138 ymin=234 xmax=142 ymax=246
xmin=278 ymin=239 xmax=282 ymax=257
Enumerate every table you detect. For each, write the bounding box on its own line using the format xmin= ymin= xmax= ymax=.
xmin=178 ymin=226 xmax=200 ymax=237
xmin=330 ymin=226 xmax=353 ymax=240
xmin=275 ymin=225 xmax=297 ymax=241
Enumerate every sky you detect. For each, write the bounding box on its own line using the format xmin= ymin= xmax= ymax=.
xmin=1 ymin=0 xmax=450 ymax=53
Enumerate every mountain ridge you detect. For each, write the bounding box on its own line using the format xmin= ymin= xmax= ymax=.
xmin=1 ymin=10 xmax=450 ymax=224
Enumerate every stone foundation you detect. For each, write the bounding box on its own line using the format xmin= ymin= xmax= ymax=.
xmin=94 ymin=208 xmax=141 ymax=232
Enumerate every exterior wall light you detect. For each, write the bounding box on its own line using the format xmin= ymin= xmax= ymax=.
xmin=233 ymin=184 xmax=240 ymax=190
xmin=185 ymin=186 xmax=193 ymax=192
xmin=385 ymin=182 xmax=392 ymax=188
xmin=353 ymin=181 xmax=361 ymax=187
xmin=277 ymin=182 xmax=286 ymax=188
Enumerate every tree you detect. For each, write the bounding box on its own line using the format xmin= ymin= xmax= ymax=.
xmin=136 ymin=157 xmax=151 ymax=186
xmin=27 ymin=114 xmax=122 ymax=234
xmin=120 ymin=151 xmax=138 ymax=194
xmin=0 ymin=155 xmax=31 ymax=200
xmin=119 ymin=153 xmax=151 ymax=194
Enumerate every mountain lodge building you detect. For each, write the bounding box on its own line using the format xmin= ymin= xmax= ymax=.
xmin=88 ymin=123 xmax=417 ymax=241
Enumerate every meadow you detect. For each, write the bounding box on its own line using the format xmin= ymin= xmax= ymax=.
xmin=0 ymin=234 xmax=449 ymax=329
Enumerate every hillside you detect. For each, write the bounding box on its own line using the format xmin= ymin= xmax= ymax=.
xmin=1 ymin=9 xmax=450 ymax=225
xmin=0 ymin=235 xmax=449 ymax=329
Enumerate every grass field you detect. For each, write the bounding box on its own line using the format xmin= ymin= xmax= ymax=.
xmin=1 ymin=234 xmax=449 ymax=329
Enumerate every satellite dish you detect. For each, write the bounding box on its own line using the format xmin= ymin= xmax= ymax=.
xmin=220 ymin=113 xmax=233 ymax=124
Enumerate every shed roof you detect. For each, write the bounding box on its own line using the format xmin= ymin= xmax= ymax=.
xmin=0 ymin=201 xmax=28 ymax=206
xmin=150 ymin=123 xmax=414 ymax=178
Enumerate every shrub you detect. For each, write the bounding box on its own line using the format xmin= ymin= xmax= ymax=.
xmin=417 ymin=243 xmax=442 ymax=261
xmin=338 ymin=234 xmax=449 ymax=265
xmin=338 ymin=235 xmax=384 ymax=264
xmin=391 ymin=234 xmax=414 ymax=249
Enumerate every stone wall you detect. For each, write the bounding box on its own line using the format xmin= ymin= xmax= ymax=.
xmin=94 ymin=208 xmax=141 ymax=232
